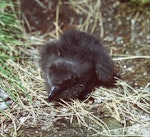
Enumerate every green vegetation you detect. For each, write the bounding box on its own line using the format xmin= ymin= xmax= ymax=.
xmin=0 ymin=0 xmax=30 ymax=102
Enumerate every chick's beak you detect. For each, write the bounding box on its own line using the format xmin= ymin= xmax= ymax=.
xmin=48 ymin=86 xmax=59 ymax=98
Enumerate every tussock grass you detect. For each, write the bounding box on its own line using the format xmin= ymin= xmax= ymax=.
xmin=0 ymin=0 xmax=28 ymax=102
xmin=0 ymin=0 xmax=150 ymax=137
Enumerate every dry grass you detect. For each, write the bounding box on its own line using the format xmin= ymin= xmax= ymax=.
xmin=66 ymin=0 xmax=104 ymax=37
xmin=0 ymin=0 xmax=150 ymax=136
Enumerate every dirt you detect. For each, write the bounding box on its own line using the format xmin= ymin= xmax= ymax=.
xmin=17 ymin=0 xmax=150 ymax=136
xmin=20 ymin=0 xmax=79 ymax=34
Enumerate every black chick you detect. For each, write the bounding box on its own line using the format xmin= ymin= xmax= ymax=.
xmin=40 ymin=30 xmax=116 ymax=101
